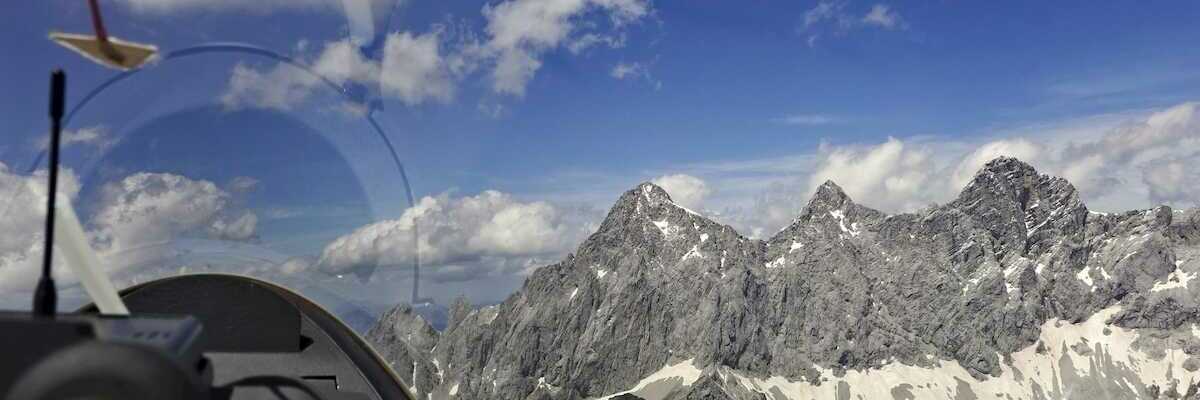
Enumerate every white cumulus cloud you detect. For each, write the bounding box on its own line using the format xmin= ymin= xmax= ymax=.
xmin=380 ymin=32 xmax=456 ymax=104
xmin=217 ymin=0 xmax=652 ymax=108
xmin=651 ymin=174 xmax=711 ymax=211
xmin=794 ymin=102 xmax=1200 ymax=216
xmin=807 ymin=137 xmax=939 ymax=212
xmin=222 ymin=32 xmax=454 ymax=110
xmin=803 ymin=1 xmax=850 ymax=29
xmin=669 ymin=102 xmax=1200 ymax=237
xmin=802 ymin=1 xmax=907 ymax=46
xmin=90 ymin=172 xmax=260 ymax=252
xmin=35 ymin=126 xmax=117 ymax=152
xmin=0 ymin=167 xmax=263 ymax=291
xmin=862 ymin=4 xmax=904 ymax=29
xmin=477 ymin=0 xmax=652 ymax=96
xmin=1055 ymin=102 xmax=1200 ymax=202
xmin=221 ymin=62 xmax=322 ymax=111
xmin=947 ymin=138 xmax=1043 ymax=195
xmin=1142 ymin=160 xmax=1200 ymax=205
xmin=0 ymin=163 xmax=81 ymax=289
xmin=716 ymin=181 xmax=812 ymax=239
xmin=610 ymin=60 xmax=661 ymax=89
xmin=317 ymin=190 xmax=598 ymax=282
xmin=208 ymin=212 xmax=258 ymax=241
xmin=567 ymin=32 xmax=626 ymax=54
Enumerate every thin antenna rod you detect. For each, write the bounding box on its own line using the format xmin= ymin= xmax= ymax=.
xmin=34 ymin=70 xmax=66 ymax=317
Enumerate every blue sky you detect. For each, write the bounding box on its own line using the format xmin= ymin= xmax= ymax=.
xmin=2 ymin=0 xmax=1200 ymax=307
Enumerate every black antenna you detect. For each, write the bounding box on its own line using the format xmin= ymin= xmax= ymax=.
xmin=33 ymin=70 xmax=66 ymax=317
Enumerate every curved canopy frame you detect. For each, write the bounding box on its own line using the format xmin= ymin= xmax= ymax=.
xmin=8 ymin=42 xmax=420 ymax=286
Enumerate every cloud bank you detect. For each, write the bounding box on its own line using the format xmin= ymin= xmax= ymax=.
xmin=317 ymin=190 xmax=600 ymax=282
xmin=651 ymin=174 xmax=710 ymax=211
xmin=0 ymin=168 xmax=258 ymax=290
xmin=220 ymin=0 xmax=655 ymax=111
xmin=645 ymin=102 xmax=1200 ymax=238
xmin=802 ymin=1 xmax=907 ymax=46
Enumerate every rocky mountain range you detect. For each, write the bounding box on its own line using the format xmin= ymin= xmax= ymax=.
xmin=366 ymin=157 xmax=1200 ymax=400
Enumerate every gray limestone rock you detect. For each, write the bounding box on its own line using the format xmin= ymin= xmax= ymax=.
xmin=366 ymin=157 xmax=1200 ymax=400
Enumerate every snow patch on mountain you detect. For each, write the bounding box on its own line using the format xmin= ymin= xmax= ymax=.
xmin=1151 ymin=261 xmax=1195 ymax=292
xmin=1076 ymin=265 xmax=1096 ymax=290
xmin=652 ymin=219 xmax=672 ymax=236
xmin=601 ymin=307 xmax=1200 ymax=399
xmin=788 ymin=240 xmax=803 ymax=252
xmin=829 ymin=209 xmax=861 ymax=238
xmin=366 ymin=158 xmax=1200 ymax=400
xmin=597 ymin=359 xmax=703 ymax=399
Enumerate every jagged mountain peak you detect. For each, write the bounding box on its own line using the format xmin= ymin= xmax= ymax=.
xmin=815 ymin=180 xmax=848 ymax=199
xmin=805 ymin=180 xmax=853 ymax=213
xmin=954 ymin=158 xmax=1081 ymax=214
xmin=956 ymin=157 xmax=1080 ymax=209
xmin=638 ymin=182 xmax=674 ymax=202
xmin=925 ymin=157 xmax=1090 ymax=262
xmin=773 ymin=179 xmax=886 ymax=241
xmin=369 ymin=302 xmax=438 ymax=353
xmin=613 ymin=182 xmax=674 ymax=206
xmin=979 ymin=156 xmax=1038 ymax=176
xmin=965 ymin=157 xmax=1044 ymax=191
xmin=599 ymin=181 xmax=708 ymax=229
xmin=375 ymin=303 xmax=429 ymax=331
xmin=447 ymin=295 xmax=472 ymax=331
xmin=368 ymin=156 xmax=1200 ymax=399
xmin=605 ymin=182 xmax=678 ymax=215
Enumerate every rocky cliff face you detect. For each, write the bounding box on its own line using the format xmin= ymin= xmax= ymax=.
xmin=368 ymin=157 xmax=1200 ymax=400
